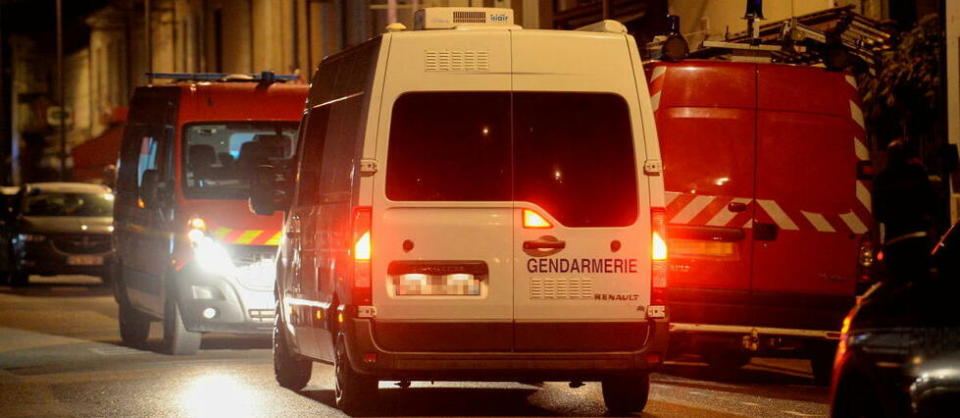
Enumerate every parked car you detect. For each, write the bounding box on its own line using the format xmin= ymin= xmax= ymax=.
xmin=647 ymin=57 xmax=873 ymax=382
xmin=830 ymin=221 xmax=960 ymax=417
xmin=8 ymin=182 xmax=115 ymax=286
xmin=253 ymin=8 xmax=669 ymax=415
xmin=0 ymin=186 xmax=20 ymax=283
xmin=112 ymin=71 xmax=307 ymax=355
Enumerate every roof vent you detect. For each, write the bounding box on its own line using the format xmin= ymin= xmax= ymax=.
xmin=414 ymin=7 xmax=515 ymax=30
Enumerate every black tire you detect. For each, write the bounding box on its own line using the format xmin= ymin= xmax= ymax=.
xmin=702 ymin=350 xmax=752 ymax=375
xmin=274 ymin=305 xmax=312 ymax=390
xmin=810 ymin=344 xmax=837 ymax=386
xmin=601 ymin=372 xmax=651 ymax=414
xmin=118 ymin=302 xmax=151 ymax=347
xmin=162 ymin=296 xmax=201 ymax=355
xmin=10 ymin=269 xmax=28 ymax=286
xmin=335 ymin=333 xmax=378 ymax=415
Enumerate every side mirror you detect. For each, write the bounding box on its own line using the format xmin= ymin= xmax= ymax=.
xmin=140 ymin=169 xmax=162 ymax=208
xmin=249 ymin=165 xmax=292 ymax=216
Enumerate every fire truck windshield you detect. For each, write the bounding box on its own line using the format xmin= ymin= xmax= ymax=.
xmin=182 ymin=122 xmax=298 ymax=200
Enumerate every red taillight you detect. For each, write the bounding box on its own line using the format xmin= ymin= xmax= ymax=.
xmin=650 ymin=207 xmax=668 ymax=308
xmin=857 ymin=238 xmax=874 ymax=283
xmin=352 ymin=207 xmax=372 ymax=305
xmin=523 ymin=209 xmax=553 ymax=229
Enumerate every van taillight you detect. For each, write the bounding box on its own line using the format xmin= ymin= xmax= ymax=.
xmin=857 ymin=236 xmax=874 ymax=283
xmin=352 ymin=207 xmax=372 ymax=304
xmin=650 ymin=207 xmax=668 ymax=311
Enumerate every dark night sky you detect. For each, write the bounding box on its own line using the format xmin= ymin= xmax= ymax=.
xmin=2 ymin=0 xmax=111 ymax=54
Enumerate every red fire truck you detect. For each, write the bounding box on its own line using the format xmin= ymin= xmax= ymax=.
xmin=647 ymin=30 xmax=876 ymax=382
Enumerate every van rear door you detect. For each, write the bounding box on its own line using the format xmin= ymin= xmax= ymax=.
xmin=510 ymin=32 xmax=650 ymax=352
xmin=752 ymin=66 xmax=865 ymax=329
xmin=651 ymin=62 xmax=758 ymax=326
xmin=372 ymin=31 xmax=515 ymax=352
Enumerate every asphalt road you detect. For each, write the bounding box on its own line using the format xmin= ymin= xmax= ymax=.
xmin=0 ymin=276 xmax=830 ymax=417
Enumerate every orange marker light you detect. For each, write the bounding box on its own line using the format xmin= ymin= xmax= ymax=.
xmin=523 ymin=209 xmax=552 ymax=229
xmin=189 ymin=217 xmax=207 ymax=230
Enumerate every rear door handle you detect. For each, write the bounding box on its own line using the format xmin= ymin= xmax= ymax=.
xmin=523 ymin=239 xmax=566 ymax=250
xmin=728 ymin=202 xmax=748 ymax=212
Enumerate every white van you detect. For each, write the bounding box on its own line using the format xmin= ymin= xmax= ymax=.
xmin=252 ymin=8 xmax=668 ymax=415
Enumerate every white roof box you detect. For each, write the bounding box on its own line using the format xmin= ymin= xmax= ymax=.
xmin=413 ymin=7 xmax=515 ymax=30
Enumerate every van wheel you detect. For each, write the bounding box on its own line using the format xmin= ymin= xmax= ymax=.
xmin=601 ymin=372 xmax=650 ymax=414
xmin=118 ymin=302 xmax=151 ymax=347
xmin=10 ymin=270 xmax=29 ymax=286
xmin=703 ymin=350 xmax=752 ymax=375
xmin=274 ymin=307 xmax=312 ymax=390
xmin=162 ymin=296 xmax=201 ymax=355
xmin=335 ymin=334 xmax=378 ymax=415
xmin=809 ymin=343 xmax=837 ymax=386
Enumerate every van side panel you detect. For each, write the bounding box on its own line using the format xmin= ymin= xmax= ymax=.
xmin=296 ymin=38 xmax=383 ymax=361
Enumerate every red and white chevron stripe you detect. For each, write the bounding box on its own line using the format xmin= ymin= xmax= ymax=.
xmin=666 ymin=191 xmax=870 ymax=235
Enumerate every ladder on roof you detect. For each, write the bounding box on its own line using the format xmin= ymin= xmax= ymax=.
xmin=146 ymin=71 xmax=299 ymax=83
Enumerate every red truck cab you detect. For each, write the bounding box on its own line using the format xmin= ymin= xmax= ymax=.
xmin=112 ymin=74 xmax=308 ymax=354
xmin=648 ymin=60 xmax=874 ymax=382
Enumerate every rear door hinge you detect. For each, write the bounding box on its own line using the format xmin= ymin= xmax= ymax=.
xmin=359 ymin=159 xmax=378 ymax=175
xmin=643 ymin=159 xmax=662 ymax=175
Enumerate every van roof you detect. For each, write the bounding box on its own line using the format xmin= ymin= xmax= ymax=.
xmin=130 ymin=82 xmax=308 ymax=125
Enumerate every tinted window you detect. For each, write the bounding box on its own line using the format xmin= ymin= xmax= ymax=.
xmin=318 ymin=95 xmax=364 ymax=200
xmin=295 ymin=109 xmax=331 ymax=206
xmin=386 ymin=92 xmax=638 ymax=227
xmin=183 ymin=122 xmax=298 ymax=200
xmin=514 ymin=92 xmax=638 ymax=227
xmin=23 ymin=192 xmax=114 ymax=217
xmin=386 ymin=92 xmax=511 ymax=201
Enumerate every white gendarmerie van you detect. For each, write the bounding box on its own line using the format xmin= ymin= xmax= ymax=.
xmin=251 ymin=8 xmax=669 ymax=415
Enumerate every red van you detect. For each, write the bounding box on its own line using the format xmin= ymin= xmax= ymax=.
xmin=648 ymin=60 xmax=874 ymax=382
xmin=112 ymin=73 xmax=308 ymax=354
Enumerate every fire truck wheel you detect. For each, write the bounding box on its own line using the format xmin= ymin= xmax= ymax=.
xmin=118 ymin=302 xmax=150 ymax=347
xmin=703 ymin=350 xmax=752 ymax=375
xmin=335 ymin=333 xmax=378 ymax=415
xmin=162 ymin=296 xmax=201 ymax=355
xmin=274 ymin=306 xmax=312 ymax=390
xmin=601 ymin=372 xmax=650 ymax=414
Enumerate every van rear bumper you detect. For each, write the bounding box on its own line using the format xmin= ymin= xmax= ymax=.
xmin=341 ymin=316 xmax=669 ymax=381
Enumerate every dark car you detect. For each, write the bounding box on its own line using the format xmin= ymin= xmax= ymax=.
xmin=830 ymin=222 xmax=960 ymax=417
xmin=0 ymin=186 xmax=20 ymax=283
xmin=9 ymin=182 xmax=115 ymax=286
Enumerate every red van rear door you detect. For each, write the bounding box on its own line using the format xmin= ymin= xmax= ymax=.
xmin=752 ymin=66 xmax=866 ymax=330
xmin=653 ymin=62 xmax=758 ymax=326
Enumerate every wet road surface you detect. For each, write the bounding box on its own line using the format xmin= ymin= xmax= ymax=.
xmin=0 ymin=276 xmax=830 ymax=417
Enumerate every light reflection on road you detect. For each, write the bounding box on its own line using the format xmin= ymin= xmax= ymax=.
xmin=180 ymin=372 xmax=262 ymax=417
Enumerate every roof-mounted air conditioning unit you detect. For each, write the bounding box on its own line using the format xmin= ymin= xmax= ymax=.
xmin=413 ymin=7 xmax=515 ymax=30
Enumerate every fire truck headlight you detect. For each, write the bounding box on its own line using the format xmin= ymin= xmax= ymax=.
xmin=193 ymin=236 xmax=236 ymax=276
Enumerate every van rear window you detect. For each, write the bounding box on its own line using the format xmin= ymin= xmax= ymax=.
xmin=386 ymin=92 xmax=638 ymax=227
xmin=514 ymin=93 xmax=638 ymax=227
xmin=386 ymin=92 xmax=512 ymax=202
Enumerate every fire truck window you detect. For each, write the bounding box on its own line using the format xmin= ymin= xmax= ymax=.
xmin=183 ymin=122 xmax=298 ymax=200
xmin=386 ymin=92 xmax=511 ymax=201
xmin=514 ymin=92 xmax=638 ymax=227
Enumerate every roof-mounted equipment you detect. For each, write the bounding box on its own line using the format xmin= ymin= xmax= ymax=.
xmin=146 ymin=71 xmax=298 ymax=84
xmin=413 ymin=7 xmax=516 ymax=30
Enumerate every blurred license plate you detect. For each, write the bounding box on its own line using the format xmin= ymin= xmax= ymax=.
xmin=393 ymin=273 xmax=482 ymax=296
xmin=67 ymin=255 xmax=103 ymax=266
